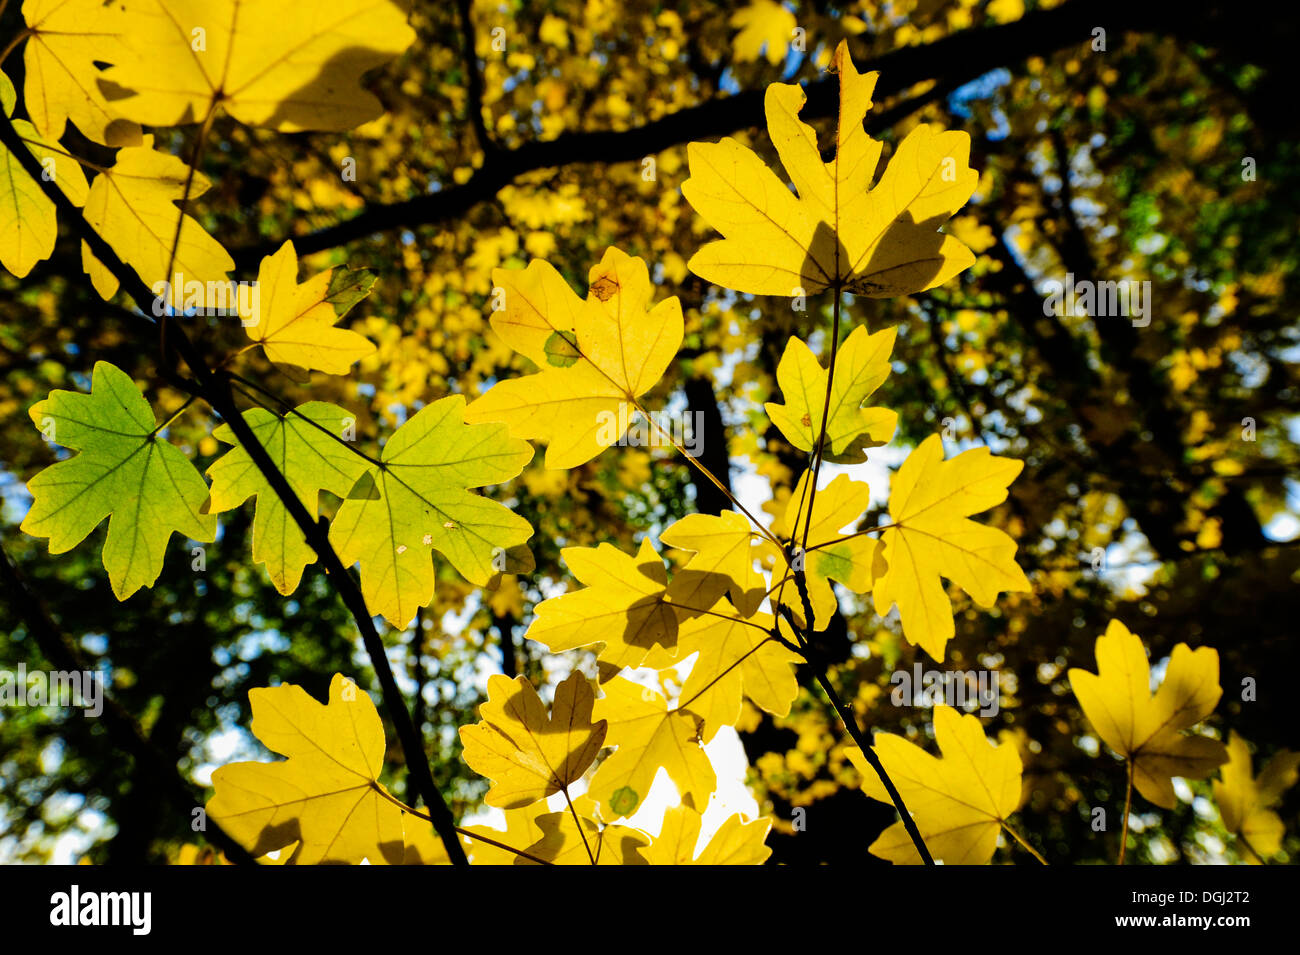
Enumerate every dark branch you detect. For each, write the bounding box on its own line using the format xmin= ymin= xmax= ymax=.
xmin=234 ymin=0 xmax=1186 ymax=268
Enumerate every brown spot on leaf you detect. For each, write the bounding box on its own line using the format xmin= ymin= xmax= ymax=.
xmin=590 ymin=274 xmax=619 ymax=301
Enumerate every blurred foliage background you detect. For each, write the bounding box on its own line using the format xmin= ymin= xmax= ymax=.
xmin=1 ymin=0 xmax=1297 ymax=864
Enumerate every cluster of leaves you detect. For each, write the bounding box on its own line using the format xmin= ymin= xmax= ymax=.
xmin=2 ymin=0 xmax=1295 ymax=866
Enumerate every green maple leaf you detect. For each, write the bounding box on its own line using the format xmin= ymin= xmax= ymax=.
xmin=329 ymin=395 xmax=536 ymax=626
xmin=206 ymin=402 xmax=370 ymax=595
xmin=20 ymin=361 xmax=215 ymax=599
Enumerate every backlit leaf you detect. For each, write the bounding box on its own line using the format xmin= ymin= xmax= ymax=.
xmin=20 ymin=361 xmax=215 ymax=599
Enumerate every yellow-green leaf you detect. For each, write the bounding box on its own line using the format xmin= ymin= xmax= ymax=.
xmin=328 ymin=395 xmax=534 ymax=627
xmin=20 ymin=361 xmax=215 ymax=599
xmin=206 ymin=402 xmax=370 ymax=595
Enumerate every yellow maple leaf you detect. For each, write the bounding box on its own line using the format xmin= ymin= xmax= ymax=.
xmin=526 ymin=538 xmax=682 ymax=671
xmin=682 ymin=40 xmax=977 ymax=297
xmin=1213 ymin=732 xmax=1300 ymax=862
xmin=99 ymin=0 xmax=415 ymax=132
xmin=520 ymin=811 xmax=650 ymax=865
xmin=20 ymin=0 xmax=141 ymax=145
xmin=81 ymin=136 xmax=234 ymax=307
xmin=765 ymin=325 xmax=898 ymax=463
xmin=872 ymin=434 xmax=1030 ymax=661
xmin=851 ymin=705 xmax=1023 ymax=864
xmin=676 ymin=603 xmax=802 ymax=741
xmin=662 ymin=509 xmax=770 ymax=617
xmin=207 ymin=674 xmax=405 ymax=865
xmin=459 ymin=672 xmax=607 ymax=810
xmin=464 ymin=247 xmax=683 ymax=468
xmin=638 ymin=805 xmax=772 ymax=864
xmin=0 ymin=71 xmax=90 ymax=278
xmin=458 ymin=803 xmax=551 ymax=865
xmin=239 ymin=240 xmax=375 ymax=374
xmin=587 ymin=676 xmax=716 ymax=821
xmin=730 ymin=0 xmax=796 ymax=65
xmin=1068 ymin=620 xmax=1229 ymax=809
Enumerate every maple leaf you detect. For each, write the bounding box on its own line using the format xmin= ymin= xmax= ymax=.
xmin=328 ymin=395 xmax=534 ymax=627
xmin=20 ymin=361 xmax=215 ymax=599
xmin=871 ymin=434 xmax=1031 ymax=661
xmin=459 ymin=672 xmax=607 ymax=810
xmin=676 ymin=604 xmax=802 ymax=742
xmin=1213 ymin=731 xmax=1300 ymax=861
xmin=81 ymin=136 xmax=234 ymax=306
xmin=20 ymin=0 xmax=141 ymax=145
xmin=459 ymin=803 xmax=552 ymax=865
xmin=0 ymin=70 xmax=91 ymax=278
xmin=520 ymin=811 xmax=650 ymax=865
xmin=851 ymin=705 xmax=1023 ymax=865
xmin=661 ymin=510 xmax=770 ymax=618
xmin=764 ymin=325 xmax=898 ymax=463
xmin=99 ymin=0 xmax=416 ymax=132
xmin=464 ymin=247 xmax=683 ymax=468
xmin=780 ymin=470 xmax=881 ymax=630
xmin=205 ymin=402 xmax=370 ymax=595
xmin=682 ymin=40 xmax=978 ymax=297
xmin=587 ymin=676 xmax=716 ymax=821
xmin=207 ymin=674 xmax=406 ymax=864
xmin=238 ymin=240 xmax=375 ymax=375
xmin=1068 ymin=619 xmax=1229 ymax=809
xmin=730 ymin=0 xmax=796 ymax=65
xmin=526 ymin=538 xmax=682 ymax=671
xmin=637 ymin=805 xmax=772 ymax=865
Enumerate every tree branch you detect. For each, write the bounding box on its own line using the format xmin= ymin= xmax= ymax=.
xmin=233 ymin=0 xmax=1185 ymax=268
xmin=0 ymin=115 xmax=470 ymax=867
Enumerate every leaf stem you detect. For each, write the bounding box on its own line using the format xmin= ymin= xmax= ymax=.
xmin=149 ymin=394 xmax=199 ymax=437
xmin=0 ymin=27 xmax=29 ymax=70
xmin=226 ymin=372 xmax=384 ymax=467
xmin=1119 ymin=759 xmax=1134 ymax=865
xmin=562 ymin=788 xmax=596 ymax=865
xmin=630 ymin=396 xmax=784 ymax=552
xmin=380 ymin=791 xmax=556 ymax=865
xmin=1001 ymin=819 xmax=1048 ymax=864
